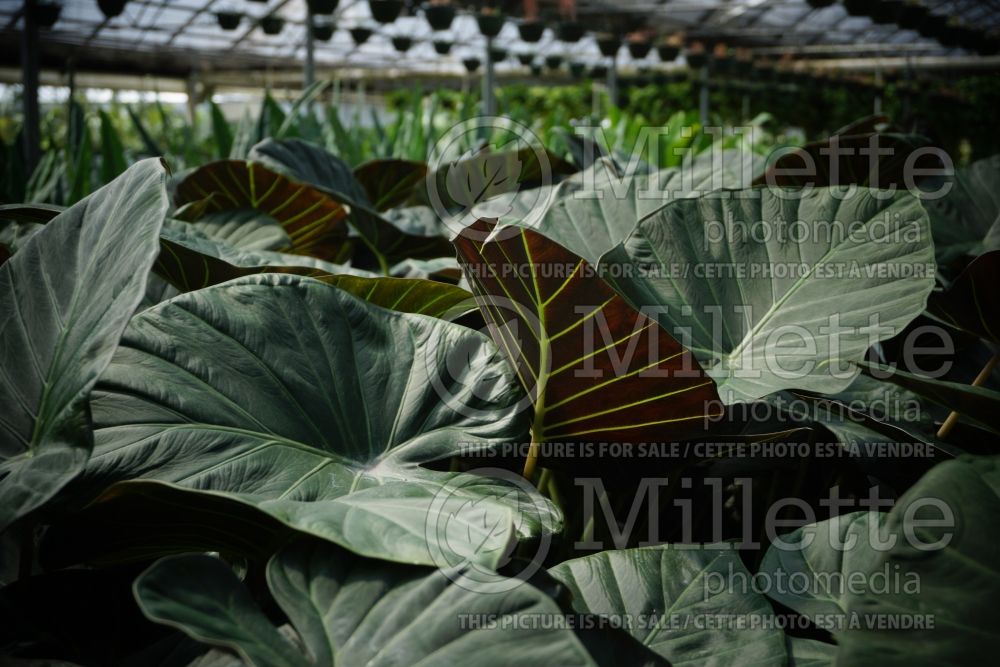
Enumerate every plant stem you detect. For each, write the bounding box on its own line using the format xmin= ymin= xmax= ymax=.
xmin=936 ymin=350 xmax=1000 ymax=439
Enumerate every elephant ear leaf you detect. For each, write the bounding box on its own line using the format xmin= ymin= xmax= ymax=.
xmin=927 ymin=250 xmax=1000 ymax=344
xmin=0 ymin=159 xmax=169 ymax=531
xmin=453 ymin=219 xmax=721 ymax=474
xmin=135 ymin=540 xmax=599 ymax=667
xmin=174 ymin=159 xmax=352 ymax=261
xmin=353 ymin=158 xmax=428 ymax=211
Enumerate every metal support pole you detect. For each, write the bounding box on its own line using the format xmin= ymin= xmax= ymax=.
xmin=483 ymin=36 xmax=496 ymax=116
xmin=21 ymin=0 xmax=40 ymax=174
xmin=304 ymin=7 xmax=316 ymax=88
xmin=873 ymin=62 xmax=883 ymax=116
xmin=607 ymin=52 xmax=618 ymax=108
xmin=699 ymin=65 xmax=710 ymax=126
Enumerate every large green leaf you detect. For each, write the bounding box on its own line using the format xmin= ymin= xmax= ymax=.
xmin=73 ymin=274 xmax=557 ymax=566
xmin=353 ymin=158 xmax=428 ymax=211
xmin=838 ymin=456 xmax=1000 ymax=664
xmin=453 ymin=219 xmax=721 ymax=470
xmin=135 ymin=540 xmax=599 ymax=667
xmin=924 ymin=154 xmax=1000 ymax=262
xmin=549 ymin=545 xmax=788 ymax=666
xmin=857 ymin=361 xmax=1000 ymax=435
xmin=174 ymin=158 xmax=352 ymax=262
xmin=0 ymin=159 xmax=168 ymax=531
xmin=927 ymin=249 xmax=1000 ymax=344
xmin=603 ymin=187 xmax=935 ymax=402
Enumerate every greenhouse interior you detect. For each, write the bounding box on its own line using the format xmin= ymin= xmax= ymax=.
xmin=1 ymin=0 xmax=1000 ymax=665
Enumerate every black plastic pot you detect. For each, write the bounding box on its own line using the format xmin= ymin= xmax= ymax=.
xmin=516 ymin=53 xmax=534 ymax=66
xmin=518 ymin=20 xmax=544 ymax=42
xmin=805 ymin=0 xmax=835 ymax=7
xmin=216 ymin=11 xmax=242 ymax=31
xmin=369 ymin=0 xmax=403 ymax=24
xmin=392 ymin=36 xmax=413 ymax=52
xmin=307 ymin=0 xmax=339 ymax=15
xmin=596 ymin=35 xmax=620 ymax=57
xmin=488 ymin=47 xmax=507 ymax=62
xmin=917 ymin=13 xmax=943 ymax=39
xmin=557 ymin=21 xmax=584 ymax=43
xmin=896 ymin=1 xmax=928 ymax=30
xmin=657 ymin=45 xmax=680 ymax=62
xmin=590 ymin=65 xmax=607 ymax=79
xmin=626 ymin=40 xmax=651 ymax=59
xmin=31 ymin=2 xmax=61 ymax=28
xmin=685 ymin=50 xmax=707 ymax=68
xmin=312 ymin=22 xmax=335 ymax=41
xmin=842 ymin=0 xmax=869 ymax=18
xmin=530 ymin=64 xmax=542 ymax=77
xmin=569 ymin=62 xmax=585 ymax=78
xmin=424 ymin=3 xmax=455 ymax=31
xmin=433 ymin=39 xmax=452 ymax=54
xmin=871 ymin=0 xmax=902 ymax=25
xmin=261 ymin=16 xmax=284 ymax=35
xmin=544 ymin=54 xmax=563 ymax=70
xmin=463 ymin=57 xmax=481 ymax=73
xmin=350 ymin=27 xmax=373 ymax=44
xmin=477 ymin=12 xmax=504 ymax=37
xmin=98 ymin=0 xmax=127 ymax=19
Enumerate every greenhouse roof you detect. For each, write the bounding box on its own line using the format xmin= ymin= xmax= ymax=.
xmin=2 ymin=0 xmax=998 ymax=82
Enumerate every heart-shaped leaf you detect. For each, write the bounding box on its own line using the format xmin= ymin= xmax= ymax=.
xmin=924 ymin=154 xmax=1000 ymax=262
xmin=135 ymin=540 xmax=599 ymax=667
xmin=927 ymin=250 xmax=1000 ymax=344
xmin=70 ymin=274 xmax=557 ymax=566
xmin=603 ymin=187 xmax=935 ymax=402
xmin=0 ymin=159 xmax=168 ymax=531
xmin=353 ymin=158 xmax=428 ymax=211
xmin=453 ymin=219 xmax=722 ymax=472
xmin=549 ymin=545 xmax=788 ymax=666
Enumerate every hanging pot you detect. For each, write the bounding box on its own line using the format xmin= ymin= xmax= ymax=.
xmin=98 ymin=0 xmax=128 ymax=19
xmin=216 ymin=11 xmax=242 ymax=31
xmin=871 ymin=0 xmax=902 ymax=25
xmin=369 ymin=0 xmax=403 ymax=24
xmin=917 ymin=12 xmax=944 ymax=39
xmin=349 ymin=27 xmax=373 ymax=44
xmin=424 ymin=3 xmax=455 ymax=31
xmin=685 ymin=49 xmax=707 ymax=68
xmin=31 ymin=2 xmax=61 ymax=27
xmin=307 ymin=0 xmax=339 ymax=15
xmin=463 ymin=57 xmax=481 ymax=73
xmin=557 ymin=21 xmax=584 ymax=43
xmin=976 ymin=32 xmax=1000 ymax=56
xmin=312 ymin=21 xmax=335 ymax=41
xmin=260 ymin=15 xmax=284 ymax=35
xmin=569 ymin=61 xmax=585 ymax=78
xmin=596 ymin=35 xmax=620 ymax=57
xmin=516 ymin=53 xmax=534 ymax=66
xmin=626 ymin=40 xmax=651 ymax=59
xmin=518 ymin=20 xmax=544 ymax=42
xmin=657 ymin=44 xmax=680 ymax=62
xmin=896 ymin=1 xmax=927 ymax=30
xmin=433 ymin=39 xmax=452 ymax=54
xmin=590 ymin=64 xmax=607 ymax=78
xmin=842 ymin=0 xmax=870 ymax=18
xmin=937 ymin=20 xmax=963 ymax=47
xmin=805 ymin=0 xmax=835 ymax=8
xmin=477 ymin=11 xmax=504 ymax=37
xmin=489 ymin=47 xmax=507 ymax=61
xmin=392 ymin=36 xmax=413 ymax=52
xmin=544 ymin=54 xmax=563 ymax=70
xmin=530 ymin=64 xmax=542 ymax=76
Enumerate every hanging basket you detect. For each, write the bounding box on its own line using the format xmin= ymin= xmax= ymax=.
xmin=626 ymin=40 xmax=652 ymax=59
xmin=516 ymin=53 xmax=534 ymax=66
xmin=488 ymin=47 xmax=507 ymax=62
xmin=260 ymin=15 xmax=285 ymax=35
xmin=98 ymin=0 xmax=128 ymax=19
xmin=685 ymin=49 xmax=707 ymax=68
xmin=590 ymin=64 xmax=608 ymax=79
xmin=805 ymin=0 xmax=835 ymax=8
xmin=518 ymin=20 xmax=545 ymax=42
xmin=657 ymin=45 xmax=680 ymax=62
xmin=530 ymin=64 xmax=542 ymax=76
xmin=569 ymin=62 xmax=585 ymax=78
xmin=433 ymin=39 xmax=453 ymax=54
xmin=557 ymin=21 xmax=584 ymax=43
xmin=307 ymin=0 xmax=339 ymax=15
xmin=596 ymin=35 xmax=620 ymax=57
xmin=937 ymin=20 xmax=963 ymax=47
xmin=477 ymin=12 xmax=505 ymax=37
xmin=369 ymin=0 xmax=403 ymax=24
xmin=842 ymin=0 xmax=870 ymax=18
xmin=424 ymin=4 xmax=455 ymax=31
xmin=31 ymin=2 xmax=61 ymax=28
xmin=463 ymin=57 xmax=481 ymax=73
xmin=391 ymin=36 xmax=413 ymax=52
xmin=216 ymin=11 xmax=242 ymax=31
xmin=349 ymin=27 xmax=373 ymax=44
xmin=312 ymin=22 xmax=335 ymax=41
xmin=544 ymin=54 xmax=563 ymax=70
xmin=917 ymin=13 xmax=944 ymax=39
xmin=871 ymin=0 xmax=902 ymax=25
